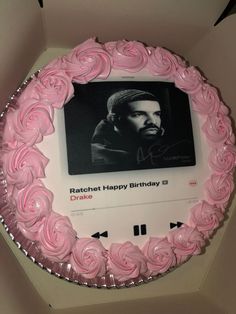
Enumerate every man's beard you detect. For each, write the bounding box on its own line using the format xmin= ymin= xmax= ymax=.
xmin=139 ymin=123 xmax=164 ymax=141
xmin=117 ymin=123 xmax=164 ymax=149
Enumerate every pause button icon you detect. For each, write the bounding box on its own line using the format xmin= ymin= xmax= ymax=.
xmin=133 ymin=224 xmax=147 ymax=236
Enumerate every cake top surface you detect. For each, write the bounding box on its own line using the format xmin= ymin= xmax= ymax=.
xmin=0 ymin=38 xmax=235 ymax=287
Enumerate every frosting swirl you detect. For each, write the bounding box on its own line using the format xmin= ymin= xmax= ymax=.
xmin=209 ymin=145 xmax=236 ymax=173
xmin=219 ymin=103 xmax=230 ymax=115
xmin=70 ymin=238 xmax=107 ymax=278
xmin=189 ymin=201 xmax=224 ymax=238
xmin=147 ymin=47 xmax=186 ymax=78
xmin=35 ymin=69 xmax=74 ymax=108
xmin=105 ymin=40 xmax=148 ymax=72
xmin=38 ymin=212 xmax=76 ymax=262
xmin=16 ymin=78 xmax=39 ymax=103
xmin=65 ymin=38 xmax=111 ymax=83
xmin=202 ymin=113 xmax=233 ymax=146
xmin=2 ymin=145 xmax=48 ymax=190
xmin=205 ymin=173 xmax=234 ymax=205
xmin=14 ymin=180 xmax=53 ymax=240
xmin=191 ymin=84 xmax=220 ymax=114
xmin=142 ymin=237 xmax=176 ymax=276
xmin=174 ymin=66 xmax=204 ymax=94
xmin=168 ymin=225 xmax=205 ymax=264
xmin=43 ymin=56 xmax=68 ymax=72
xmin=3 ymin=98 xmax=54 ymax=147
xmin=108 ymin=241 xmax=148 ymax=281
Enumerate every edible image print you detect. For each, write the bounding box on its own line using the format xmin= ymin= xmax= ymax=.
xmin=64 ymin=81 xmax=196 ymax=175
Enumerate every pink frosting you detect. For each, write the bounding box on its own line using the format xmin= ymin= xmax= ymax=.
xmin=202 ymin=113 xmax=233 ymax=146
xmin=43 ymin=56 xmax=68 ymax=72
xmin=13 ymin=180 xmax=53 ymax=241
xmin=1 ymin=38 xmax=236 ymax=283
xmin=142 ymin=237 xmax=176 ymax=276
xmin=209 ymin=145 xmax=236 ymax=173
xmin=3 ymin=98 xmax=54 ymax=147
xmin=174 ymin=66 xmax=204 ymax=94
xmin=108 ymin=241 xmax=148 ymax=281
xmin=65 ymin=38 xmax=111 ymax=83
xmin=70 ymin=238 xmax=107 ymax=278
xmin=168 ymin=225 xmax=205 ymax=264
xmin=191 ymin=83 xmax=220 ymax=114
xmin=105 ymin=40 xmax=148 ymax=72
xmin=219 ymin=103 xmax=230 ymax=115
xmin=17 ymin=78 xmax=40 ymax=103
xmin=188 ymin=201 xmax=224 ymax=238
xmin=205 ymin=173 xmax=234 ymax=205
xmin=38 ymin=212 xmax=76 ymax=262
xmin=147 ymin=46 xmax=186 ymax=78
xmin=2 ymin=145 xmax=48 ymax=190
xmin=35 ymin=68 xmax=74 ymax=108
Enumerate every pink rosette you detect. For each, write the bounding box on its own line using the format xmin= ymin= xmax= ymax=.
xmin=202 ymin=113 xmax=233 ymax=146
xmin=191 ymin=84 xmax=220 ymax=114
xmin=174 ymin=66 xmax=204 ymax=94
xmin=13 ymin=180 xmax=53 ymax=241
xmin=43 ymin=56 xmax=68 ymax=71
xmin=17 ymin=78 xmax=40 ymax=102
xmin=147 ymin=46 xmax=186 ymax=78
xmin=65 ymin=38 xmax=111 ymax=83
xmin=205 ymin=173 xmax=234 ymax=205
xmin=35 ymin=68 xmax=74 ymax=108
xmin=188 ymin=201 xmax=224 ymax=238
xmin=3 ymin=98 xmax=54 ymax=147
xmin=219 ymin=103 xmax=230 ymax=115
xmin=209 ymin=145 xmax=236 ymax=173
xmin=70 ymin=238 xmax=107 ymax=279
xmin=18 ymin=67 xmax=74 ymax=109
xmin=168 ymin=225 xmax=205 ymax=264
xmin=38 ymin=212 xmax=77 ymax=263
xmin=2 ymin=145 xmax=48 ymax=190
xmin=105 ymin=40 xmax=148 ymax=72
xmin=108 ymin=241 xmax=148 ymax=281
xmin=142 ymin=237 xmax=176 ymax=276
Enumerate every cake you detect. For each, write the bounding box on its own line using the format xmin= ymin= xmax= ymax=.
xmin=0 ymin=38 xmax=235 ymax=286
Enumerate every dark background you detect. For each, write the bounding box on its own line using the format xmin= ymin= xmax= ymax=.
xmin=64 ymin=81 xmax=196 ymax=175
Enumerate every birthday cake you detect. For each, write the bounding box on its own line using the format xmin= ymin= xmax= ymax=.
xmin=0 ymin=38 xmax=235 ymax=286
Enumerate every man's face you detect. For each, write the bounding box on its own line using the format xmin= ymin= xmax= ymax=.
xmin=120 ymin=100 xmax=162 ymax=141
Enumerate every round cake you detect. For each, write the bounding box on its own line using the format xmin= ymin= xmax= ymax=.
xmin=0 ymin=38 xmax=235 ymax=287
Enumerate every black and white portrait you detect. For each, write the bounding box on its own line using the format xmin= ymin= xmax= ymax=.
xmin=64 ymin=81 xmax=196 ymax=175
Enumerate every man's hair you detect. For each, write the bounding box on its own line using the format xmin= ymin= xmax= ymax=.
xmin=107 ymin=89 xmax=159 ymax=124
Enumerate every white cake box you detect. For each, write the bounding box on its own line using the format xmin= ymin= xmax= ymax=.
xmin=0 ymin=1 xmax=236 ymax=313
